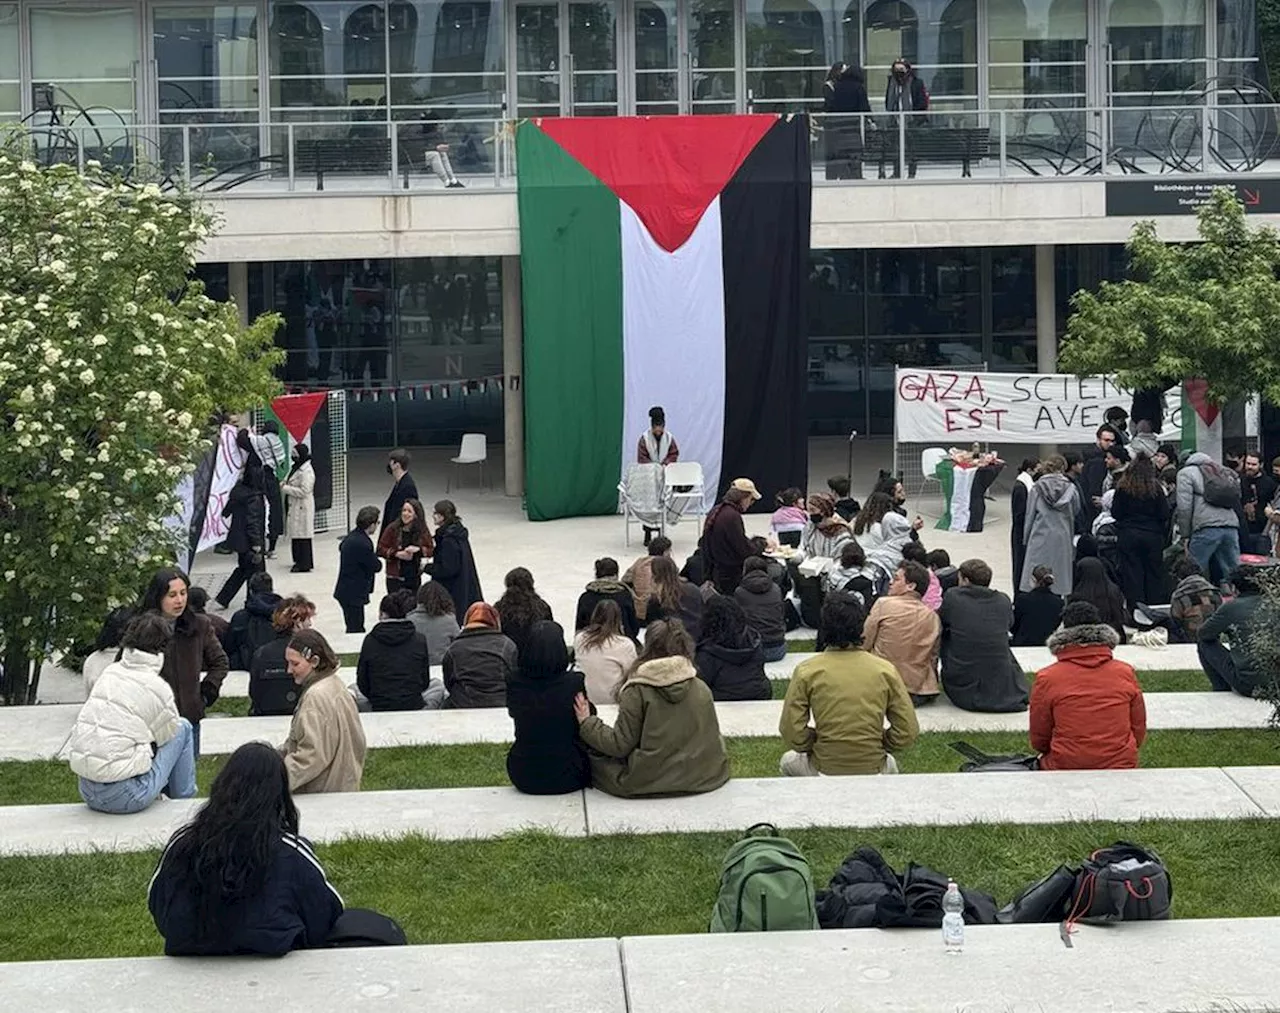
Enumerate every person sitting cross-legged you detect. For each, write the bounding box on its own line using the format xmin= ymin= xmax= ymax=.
xmin=734 ymin=556 xmax=788 ymax=663
xmin=353 ymin=590 xmax=444 ymax=712
xmin=441 ymin=602 xmax=518 ymax=709
xmin=1197 ymin=564 xmax=1268 ymax=696
xmin=863 ymin=560 xmax=940 ymax=706
xmin=69 ymin=612 xmax=198 ymax=814
xmin=938 ymin=558 xmax=1030 ymax=713
xmin=695 ymin=595 xmax=770 ymax=701
xmin=573 ymin=619 xmax=730 ymax=798
xmin=575 ymin=557 xmax=641 ymax=639
xmin=779 ymin=592 xmax=919 ymax=776
xmin=1029 ymin=600 xmax=1146 ymax=770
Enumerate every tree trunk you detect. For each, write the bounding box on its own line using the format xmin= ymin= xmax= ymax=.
xmin=1 ymin=642 xmax=32 ymax=706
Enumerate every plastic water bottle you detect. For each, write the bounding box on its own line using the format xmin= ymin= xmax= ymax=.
xmin=942 ymin=880 xmax=964 ymax=954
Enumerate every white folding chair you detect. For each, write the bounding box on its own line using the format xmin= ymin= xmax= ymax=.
xmin=447 ymin=433 xmax=488 ymax=492
xmin=663 ymin=461 xmax=706 ymax=531
xmin=920 ymin=447 xmax=948 ymax=494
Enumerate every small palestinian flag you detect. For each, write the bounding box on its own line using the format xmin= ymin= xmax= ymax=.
xmin=516 ymin=115 xmax=811 ymax=522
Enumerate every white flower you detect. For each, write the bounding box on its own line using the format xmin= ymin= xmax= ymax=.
xmin=88 ymin=472 xmax=104 ymax=481
xmin=176 ymin=412 xmax=192 ymax=428
xmin=40 ymin=381 xmax=55 ymax=399
xmin=90 ymin=334 xmax=107 ymax=347
xmin=101 ymin=250 xmax=118 ymax=262
xmin=70 ymin=592 xmax=83 ymax=603
xmin=147 ymin=391 xmax=163 ymax=409
xmin=149 ymin=313 xmax=166 ymax=326
xmin=63 ymin=487 xmax=80 ymax=501
xmin=66 ymin=313 xmax=82 ymax=330
xmin=59 ymin=448 xmax=74 ymax=461
xmin=48 ymin=259 xmax=67 ymax=273
xmin=132 ymin=344 xmax=151 ymax=357
xmin=78 ymin=369 xmax=94 ymax=384
xmin=43 ymin=346 xmax=61 ymax=364
xmin=2 ymin=571 xmax=14 ymax=581
xmin=16 ymin=386 xmax=33 ymax=404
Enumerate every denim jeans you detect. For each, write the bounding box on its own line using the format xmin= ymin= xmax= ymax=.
xmin=78 ymin=718 xmax=198 ymax=815
xmin=1196 ymin=640 xmax=1259 ymax=697
xmin=1189 ymin=526 xmax=1240 ymax=587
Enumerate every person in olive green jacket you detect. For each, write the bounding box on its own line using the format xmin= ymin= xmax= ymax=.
xmin=779 ymin=591 xmax=919 ymax=776
xmin=573 ymin=620 xmax=730 ymax=797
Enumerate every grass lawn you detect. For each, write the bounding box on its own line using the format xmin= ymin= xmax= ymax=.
xmin=0 ymin=817 xmax=1277 ymax=963
xmin=3 ymin=727 xmax=1276 ymax=807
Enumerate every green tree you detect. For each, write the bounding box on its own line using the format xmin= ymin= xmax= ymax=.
xmin=0 ymin=152 xmax=281 ymax=705
xmin=1059 ymin=187 xmax=1280 ymax=408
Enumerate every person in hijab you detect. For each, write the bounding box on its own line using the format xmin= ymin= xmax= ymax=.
xmin=280 ymin=442 xmax=316 ymax=573
xmin=802 ymin=491 xmax=854 ymax=560
xmin=506 ymin=620 xmax=592 ymax=795
xmin=440 ymin=602 xmax=518 ymax=708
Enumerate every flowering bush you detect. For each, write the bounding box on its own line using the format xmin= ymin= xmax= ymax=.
xmin=0 ymin=151 xmax=281 ymax=703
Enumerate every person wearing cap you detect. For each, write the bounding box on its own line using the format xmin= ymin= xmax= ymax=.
xmin=637 ymin=406 xmax=679 ymax=466
xmin=703 ymin=479 xmax=761 ymax=594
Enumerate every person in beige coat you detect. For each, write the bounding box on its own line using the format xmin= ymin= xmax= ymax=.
xmin=863 ymin=560 xmax=941 ymax=705
xmin=572 ymin=600 xmax=639 ymax=704
xmin=280 ymin=630 xmax=367 ymax=793
xmin=281 ymin=443 xmax=316 ymax=573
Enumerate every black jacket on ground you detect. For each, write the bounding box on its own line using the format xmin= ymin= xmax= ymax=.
xmin=695 ymin=629 xmax=770 ymax=701
xmin=382 ymin=472 xmax=419 ymax=536
xmin=248 ymin=635 xmax=298 ymax=716
xmin=575 ymin=580 xmax=641 ymax=638
xmin=1009 ymin=587 xmax=1064 ymax=647
xmin=734 ymin=570 xmax=786 ymax=649
xmin=357 ymin=619 xmax=430 ymax=711
xmin=222 ymin=480 xmax=266 ymax=555
xmin=441 ymin=626 xmax=517 ymax=708
xmin=148 ymin=831 xmax=342 ymax=956
xmin=506 ymin=666 xmax=592 ymax=795
xmin=225 ymin=591 xmax=283 ymax=670
xmin=334 ymin=527 xmax=381 ymax=607
xmin=427 ymin=520 xmax=484 ymax=624
xmin=938 ymin=585 xmax=1029 ymax=712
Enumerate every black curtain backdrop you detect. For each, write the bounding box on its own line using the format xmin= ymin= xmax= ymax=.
xmin=718 ymin=116 xmax=811 ymax=509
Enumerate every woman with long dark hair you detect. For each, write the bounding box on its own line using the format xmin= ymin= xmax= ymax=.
xmin=695 ymin=596 xmax=770 ymax=701
xmin=573 ymin=600 xmax=638 ymax=704
xmin=377 ymin=497 xmax=434 ymax=595
xmin=140 ymin=567 xmax=228 ymax=759
xmin=426 ymin=499 xmax=483 ymax=623
xmin=494 ymin=567 xmax=554 ymax=660
xmin=1112 ymin=453 xmax=1171 ymax=614
xmin=281 ymin=442 xmax=316 ymax=573
xmin=148 ymin=742 xmax=343 ymax=955
xmin=506 ymin=620 xmax=592 ymax=795
xmin=1067 ymin=556 xmax=1128 ymax=642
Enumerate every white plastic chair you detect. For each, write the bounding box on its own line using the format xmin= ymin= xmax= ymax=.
xmin=447 ymin=433 xmax=488 ymax=492
xmin=920 ymin=447 xmax=948 ymax=494
xmin=663 ymin=461 xmax=706 ymax=531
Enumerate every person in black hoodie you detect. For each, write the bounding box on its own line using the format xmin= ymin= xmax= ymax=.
xmin=354 ymin=591 xmax=442 ymax=711
xmin=695 ymin=596 xmax=770 ymax=701
xmin=575 ymin=557 xmax=641 ymax=638
xmin=248 ymin=595 xmax=315 ymax=716
xmin=214 ymin=457 xmax=267 ymax=609
xmin=734 ymin=556 xmax=787 ymax=662
xmin=505 ymin=620 xmax=592 ymax=794
xmin=225 ymin=571 xmax=283 ymax=671
xmin=334 ymin=506 xmax=382 ymax=634
xmin=1010 ymin=566 xmax=1064 ymax=647
xmin=426 ymin=499 xmax=483 ymax=624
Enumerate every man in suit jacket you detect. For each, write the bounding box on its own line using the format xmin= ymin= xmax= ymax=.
xmin=335 ymin=506 xmax=383 ymax=633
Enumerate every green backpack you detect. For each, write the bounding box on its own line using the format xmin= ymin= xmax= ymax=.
xmin=709 ymin=823 xmax=820 ymax=933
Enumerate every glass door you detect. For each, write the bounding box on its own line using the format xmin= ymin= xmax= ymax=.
xmin=568 ymin=0 xmax=617 ymax=114
xmin=515 ymin=0 xmax=561 ymax=116
xmin=513 ymin=0 xmax=616 ymax=116
xmin=686 ymin=0 xmax=738 ymax=112
xmin=633 ymin=0 xmax=679 ymax=113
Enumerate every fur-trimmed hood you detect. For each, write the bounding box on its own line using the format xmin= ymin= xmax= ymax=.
xmin=1047 ymin=622 xmax=1119 ymax=662
xmin=624 ymin=656 xmax=698 ymax=702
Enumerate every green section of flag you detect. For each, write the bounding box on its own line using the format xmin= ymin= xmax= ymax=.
xmin=265 ymin=405 xmax=292 ymax=481
xmin=516 ymin=123 xmax=625 ymax=521
xmin=933 ymin=458 xmax=955 ymax=530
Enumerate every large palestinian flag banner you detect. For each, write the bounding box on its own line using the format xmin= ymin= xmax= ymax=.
xmin=517 ymin=115 xmax=811 ymax=521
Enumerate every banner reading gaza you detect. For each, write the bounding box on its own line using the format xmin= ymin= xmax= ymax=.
xmin=894 ymin=368 xmax=1179 ymax=444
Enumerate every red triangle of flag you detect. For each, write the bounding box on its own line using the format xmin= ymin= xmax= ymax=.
xmin=537 ymin=115 xmax=777 ymax=253
xmin=1184 ymin=378 xmax=1220 ymax=427
xmin=271 ymin=391 xmax=327 ymax=442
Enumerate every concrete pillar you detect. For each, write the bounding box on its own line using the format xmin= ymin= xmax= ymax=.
xmin=228 ymin=261 xmax=249 ymax=329
xmin=502 ymin=255 xmax=525 ymax=498
xmin=1035 ymin=244 xmax=1057 ymax=459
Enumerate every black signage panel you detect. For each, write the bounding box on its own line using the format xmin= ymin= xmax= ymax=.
xmin=1104 ymin=177 xmax=1280 ymax=216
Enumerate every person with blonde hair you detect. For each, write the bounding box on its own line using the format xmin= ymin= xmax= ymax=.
xmin=573 ymin=620 xmax=729 ymax=797
xmin=280 ymin=630 xmax=366 ymax=793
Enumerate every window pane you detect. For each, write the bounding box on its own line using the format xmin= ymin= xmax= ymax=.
xmin=389 ymin=0 xmax=504 ymax=120
xmin=690 ymin=0 xmax=737 ymax=110
xmin=31 ymin=7 xmax=139 ymax=118
xmin=864 ymin=0 xmax=978 ymax=105
xmin=746 ymin=0 xmax=836 ymax=113
xmin=269 ymin=0 xmax=389 ymax=113
xmin=0 ymin=5 xmax=17 ymax=119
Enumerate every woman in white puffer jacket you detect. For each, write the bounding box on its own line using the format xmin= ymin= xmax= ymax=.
xmin=68 ymin=613 xmax=198 ymax=814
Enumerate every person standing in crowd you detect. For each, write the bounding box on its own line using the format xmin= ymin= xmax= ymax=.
xmin=354 ymin=591 xmax=441 ymax=712
xmin=1112 ymin=453 xmax=1171 ymax=614
xmin=215 ymin=461 xmax=267 ymax=610
xmin=1067 ymin=557 xmax=1127 ymax=642
xmin=882 ymin=59 xmax=929 ymax=179
xmin=1240 ymin=453 xmax=1276 ymax=553
xmin=494 ymin=567 xmax=554 ymax=661
xmin=1197 ymin=565 xmax=1266 ymax=696
xmin=802 ymin=492 xmax=854 ymax=561
xmin=574 ymin=600 xmax=639 ymax=705
xmin=377 ymin=498 xmax=434 ymax=596
xmin=251 ymin=421 xmax=288 ymax=559
xmin=506 ymin=621 xmax=592 ymax=795
xmin=1010 ymin=566 xmax=1063 ymax=647
xmin=1177 ymin=452 xmax=1242 ymax=585
xmin=1021 ymin=454 xmax=1079 ymax=595
xmin=1030 ymin=601 xmax=1146 ymax=771
xmin=1170 ymin=557 xmax=1222 ymax=641
xmin=824 ymin=64 xmax=872 ymax=180
xmin=225 ymin=571 xmax=283 ymax=672
xmin=734 ymin=556 xmax=787 ymax=662
xmin=1104 ymin=406 xmax=1130 ymax=447
xmin=141 ymin=568 xmax=228 ymax=759
xmin=1079 ymin=424 xmax=1119 ymax=530
xmin=703 ymin=479 xmax=761 ymax=594
xmin=637 ymin=405 xmax=679 ymax=466
xmin=624 ymin=536 xmax=672 ymax=623
xmin=1010 ymin=457 xmax=1039 ymax=591
xmin=828 ymin=475 xmax=861 ymax=522
xmin=770 ymin=488 xmax=808 ymax=547
xmin=382 ymin=448 xmax=418 ymax=537
xmin=248 ymin=595 xmax=315 ymax=717
xmin=575 ymin=558 xmax=640 ymax=638
xmin=780 ymin=592 xmax=918 ymax=776
xmin=148 ymin=743 xmax=344 ymax=956
xmin=853 ymin=492 xmax=921 ymax=593
xmin=1101 ymin=443 xmax=1130 ymax=494
xmin=939 ymin=559 xmax=1029 ymax=713
xmin=863 ymin=560 xmax=940 ymax=706
xmin=281 ymin=442 xmax=316 ymax=573
xmin=280 ymin=630 xmax=366 ymax=792
xmin=695 ymin=595 xmax=770 ymax=701
xmin=574 ymin=620 xmax=730 ymax=798
xmin=69 ymin=613 xmax=197 ymax=814
xmin=426 ymin=499 xmax=483 ymax=624
xmin=408 ymin=581 xmax=461 ymax=663
xmin=441 ymin=602 xmax=517 ymax=708
xmin=334 ymin=506 xmax=382 ymax=634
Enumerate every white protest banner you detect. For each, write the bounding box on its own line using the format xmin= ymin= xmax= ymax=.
xmin=894 ymin=369 xmax=1179 ymax=444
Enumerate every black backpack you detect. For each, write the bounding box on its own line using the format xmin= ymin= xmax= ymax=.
xmin=1198 ymin=463 xmax=1241 ymax=509
xmin=1067 ymin=842 xmax=1172 ymax=924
